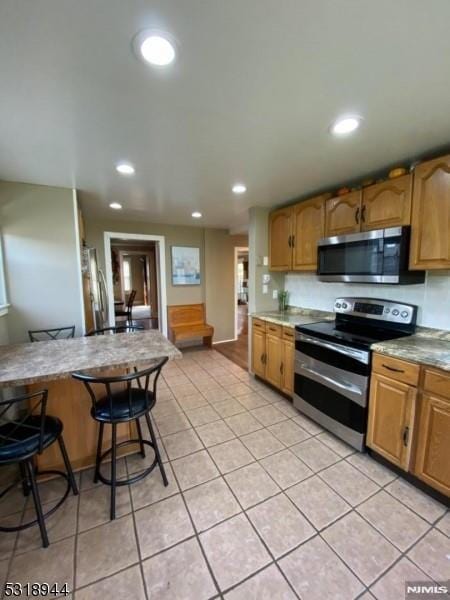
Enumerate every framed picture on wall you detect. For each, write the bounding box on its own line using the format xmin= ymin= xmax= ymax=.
xmin=171 ymin=246 xmax=201 ymax=285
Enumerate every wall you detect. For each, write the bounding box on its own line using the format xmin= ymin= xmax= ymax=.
xmin=204 ymin=230 xmax=248 ymax=342
xmin=284 ymin=270 xmax=450 ymax=330
xmin=85 ymin=218 xmax=205 ymax=306
xmin=0 ymin=315 xmax=8 ymax=346
xmin=248 ymin=207 xmax=283 ymax=313
xmin=0 ymin=181 xmax=84 ymax=343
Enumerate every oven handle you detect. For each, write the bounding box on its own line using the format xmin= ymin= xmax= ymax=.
xmin=296 ymin=363 xmax=367 ymax=406
xmin=295 ymin=332 xmax=369 ymax=365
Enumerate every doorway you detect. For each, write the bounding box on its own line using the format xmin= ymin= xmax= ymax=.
xmin=104 ymin=232 xmax=167 ymax=336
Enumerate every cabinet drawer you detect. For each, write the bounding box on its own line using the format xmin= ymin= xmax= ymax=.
xmin=282 ymin=327 xmax=295 ymax=342
xmin=423 ymin=368 xmax=450 ymax=399
xmin=372 ymin=353 xmax=419 ymax=386
xmin=252 ymin=318 xmax=266 ymax=332
xmin=266 ymin=323 xmax=282 ymax=337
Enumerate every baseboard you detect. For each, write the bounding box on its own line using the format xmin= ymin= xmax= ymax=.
xmin=213 ymin=338 xmax=237 ymax=345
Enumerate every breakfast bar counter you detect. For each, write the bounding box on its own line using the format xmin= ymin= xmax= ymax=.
xmin=0 ymin=330 xmax=181 ymax=471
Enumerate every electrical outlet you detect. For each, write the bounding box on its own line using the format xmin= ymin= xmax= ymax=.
xmin=272 ymin=289 xmax=278 ymax=299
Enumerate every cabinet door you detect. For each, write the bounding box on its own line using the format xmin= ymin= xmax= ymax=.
xmin=413 ymin=393 xmax=450 ymax=496
xmin=367 ymin=373 xmax=416 ymax=470
xmin=292 ymin=195 xmax=326 ymax=270
xmin=265 ymin=334 xmax=282 ymax=389
xmin=410 ymin=154 xmax=450 ymax=269
xmin=325 ymin=191 xmax=361 ymax=236
xmin=269 ymin=208 xmax=293 ymax=271
xmin=281 ymin=339 xmax=294 ymax=396
xmin=252 ymin=328 xmax=266 ymax=379
xmin=361 ymin=174 xmax=412 ymax=231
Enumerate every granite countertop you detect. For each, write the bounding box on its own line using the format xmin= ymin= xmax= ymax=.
xmin=251 ymin=308 xmax=334 ymax=328
xmin=371 ymin=335 xmax=450 ymax=372
xmin=0 ymin=330 xmax=182 ymax=388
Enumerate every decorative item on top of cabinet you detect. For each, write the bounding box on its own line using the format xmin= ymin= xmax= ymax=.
xmin=413 ymin=368 xmax=450 ymax=496
xmin=269 ymin=207 xmax=293 ymax=271
xmin=409 ymin=154 xmax=450 ymax=270
xmin=292 ymin=194 xmax=328 ymax=270
xmin=361 ymin=174 xmax=412 ymax=231
xmin=325 ymin=190 xmax=361 ymax=236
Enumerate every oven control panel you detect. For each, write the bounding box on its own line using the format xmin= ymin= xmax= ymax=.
xmin=334 ymin=297 xmax=417 ymax=325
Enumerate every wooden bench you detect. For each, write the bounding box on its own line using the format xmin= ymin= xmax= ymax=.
xmin=167 ymin=303 xmax=214 ymax=347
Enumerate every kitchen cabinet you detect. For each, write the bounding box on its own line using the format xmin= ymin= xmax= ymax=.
xmin=251 ymin=319 xmax=266 ymax=379
xmin=413 ymin=368 xmax=450 ymax=496
xmin=292 ymin=195 xmax=327 ymax=270
xmin=368 ymin=355 xmax=450 ymax=498
xmin=361 ymin=174 xmax=412 ymax=231
xmin=269 ymin=207 xmax=293 ymax=271
xmin=325 ymin=191 xmax=361 ymax=236
xmin=410 ymin=154 xmax=450 ymax=270
xmin=367 ymin=372 xmax=416 ymax=470
xmin=251 ymin=319 xmax=294 ymax=396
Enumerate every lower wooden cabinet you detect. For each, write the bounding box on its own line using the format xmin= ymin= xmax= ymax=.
xmin=367 ymin=373 xmax=416 ymax=470
xmin=251 ymin=319 xmax=294 ymax=396
xmin=413 ymin=393 xmax=450 ymax=496
xmin=368 ymin=355 xmax=450 ymax=498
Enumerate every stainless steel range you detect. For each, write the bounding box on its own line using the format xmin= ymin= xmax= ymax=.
xmin=293 ymin=297 xmax=418 ymax=451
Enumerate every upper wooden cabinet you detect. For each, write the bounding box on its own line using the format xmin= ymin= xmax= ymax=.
xmin=361 ymin=174 xmax=412 ymax=231
xmin=325 ymin=191 xmax=361 ymax=237
xmin=410 ymin=154 xmax=450 ymax=270
xmin=292 ymin=195 xmax=327 ymax=270
xmin=269 ymin=207 xmax=293 ymax=271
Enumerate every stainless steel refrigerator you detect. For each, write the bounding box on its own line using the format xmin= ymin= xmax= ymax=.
xmin=82 ymin=247 xmax=109 ymax=331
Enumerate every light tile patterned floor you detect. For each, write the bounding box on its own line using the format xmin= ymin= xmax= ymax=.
xmin=0 ymin=348 xmax=449 ymax=599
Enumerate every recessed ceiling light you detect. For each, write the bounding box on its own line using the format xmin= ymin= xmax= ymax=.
xmin=232 ymin=183 xmax=247 ymax=194
xmin=191 ymin=211 xmax=202 ymax=219
xmin=116 ymin=163 xmax=135 ymax=175
xmin=330 ymin=115 xmax=363 ymax=136
xmin=109 ymin=202 xmax=122 ymax=210
xmin=133 ymin=30 xmax=177 ymax=67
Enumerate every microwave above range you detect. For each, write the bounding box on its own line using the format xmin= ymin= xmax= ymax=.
xmin=317 ymin=226 xmax=425 ymax=285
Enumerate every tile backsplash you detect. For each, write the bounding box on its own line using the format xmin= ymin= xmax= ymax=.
xmin=284 ymin=270 xmax=450 ymax=330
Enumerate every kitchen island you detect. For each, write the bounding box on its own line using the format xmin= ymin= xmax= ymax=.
xmin=0 ymin=330 xmax=181 ymax=471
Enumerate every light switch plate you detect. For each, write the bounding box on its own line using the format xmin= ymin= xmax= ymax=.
xmin=262 ymin=284 xmax=268 ymax=294
xmin=272 ymin=289 xmax=278 ymax=299
xmin=262 ymin=273 xmax=271 ymax=284
xmin=263 ymin=256 xmax=269 ymax=266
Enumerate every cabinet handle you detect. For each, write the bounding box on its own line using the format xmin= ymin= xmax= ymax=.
xmin=261 ymin=353 xmax=265 ymax=365
xmin=288 ymin=235 xmax=292 ymax=248
xmin=291 ymin=235 xmax=295 ymax=247
xmin=280 ymin=362 xmax=284 ymax=374
xmin=355 ymin=207 xmax=360 ymax=224
xmin=402 ymin=426 xmax=409 ymax=447
xmin=361 ymin=205 xmax=366 ymax=222
xmin=382 ymin=363 xmax=405 ymax=373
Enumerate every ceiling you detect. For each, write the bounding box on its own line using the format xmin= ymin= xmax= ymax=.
xmin=1 ymin=1 xmax=450 ymax=231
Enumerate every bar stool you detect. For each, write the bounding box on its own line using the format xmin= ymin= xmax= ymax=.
xmin=0 ymin=390 xmax=79 ymax=547
xmin=28 ymin=326 xmax=75 ymax=342
xmin=85 ymin=325 xmax=144 ymax=336
xmin=72 ymin=357 xmax=168 ymax=520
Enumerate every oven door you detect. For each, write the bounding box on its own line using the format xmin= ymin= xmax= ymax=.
xmin=294 ymin=334 xmax=370 ymax=450
xmin=317 ymin=228 xmax=402 ymax=283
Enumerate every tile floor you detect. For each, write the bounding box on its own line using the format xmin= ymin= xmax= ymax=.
xmin=0 ymin=347 xmax=449 ymax=599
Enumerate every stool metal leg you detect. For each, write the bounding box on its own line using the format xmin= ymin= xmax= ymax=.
xmin=110 ymin=423 xmax=117 ymax=520
xmin=145 ymin=412 xmax=168 ymax=487
xmin=136 ymin=418 xmax=146 ymax=458
xmin=57 ymin=436 xmax=79 ymax=496
xmin=94 ymin=422 xmax=104 ymax=484
xmin=19 ymin=462 xmax=31 ymax=497
xmin=25 ymin=460 xmax=49 ymax=548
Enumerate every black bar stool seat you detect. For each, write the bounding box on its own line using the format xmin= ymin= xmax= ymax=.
xmin=73 ymin=357 xmax=169 ymax=520
xmin=92 ymin=388 xmax=155 ymax=422
xmin=0 ymin=415 xmax=62 ymax=462
xmin=0 ymin=390 xmax=78 ymax=548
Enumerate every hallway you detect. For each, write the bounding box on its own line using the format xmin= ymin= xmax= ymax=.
xmin=215 ymin=305 xmax=248 ymax=370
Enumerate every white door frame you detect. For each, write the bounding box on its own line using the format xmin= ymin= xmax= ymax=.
xmin=234 ymin=246 xmax=249 ymax=339
xmin=104 ymin=232 xmax=168 ymax=337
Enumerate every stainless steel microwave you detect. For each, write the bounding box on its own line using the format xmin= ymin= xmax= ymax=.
xmin=317 ymin=226 xmax=425 ymax=284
